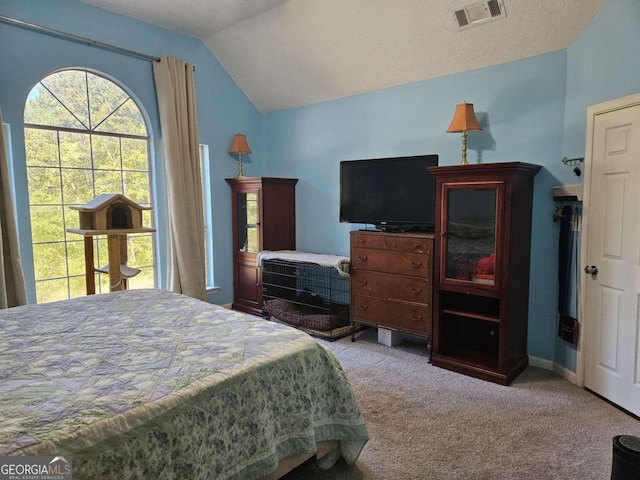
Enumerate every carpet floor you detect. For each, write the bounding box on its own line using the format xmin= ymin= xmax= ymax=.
xmin=287 ymin=328 xmax=640 ymax=480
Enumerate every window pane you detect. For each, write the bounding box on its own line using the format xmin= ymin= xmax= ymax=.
xmin=35 ymin=278 xmax=69 ymax=304
xmin=122 ymin=138 xmax=148 ymax=170
xmin=93 ymin=135 xmax=121 ymax=170
xmin=30 ymin=206 xmax=64 ymax=243
xmin=88 ymin=73 xmax=129 ymax=131
xmin=24 ymin=129 xmax=59 ymax=167
xmin=41 ymin=70 xmax=90 ymax=128
xmin=142 ymin=209 xmax=153 ymax=227
xmin=97 ymin=271 xmax=110 ymax=294
xmin=25 ymin=82 xmax=86 ymax=130
xmin=128 ymin=235 xmax=154 ymax=268
xmin=128 ymin=266 xmax=154 ymax=290
xmin=61 ymin=168 xmax=94 ymax=205
xmin=95 ymin=98 xmax=146 ymax=136
xmin=33 ymin=242 xmax=67 ymax=280
xmin=59 ymin=132 xmax=91 ymax=168
xmin=65 ymin=211 xmax=80 ymax=231
xmin=69 ymin=275 xmax=88 ymax=298
xmin=27 ymin=167 xmax=62 ymax=205
xmin=123 ymin=172 xmax=150 ymax=204
xmin=95 ymin=236 xmax=109 ymax=270
xmin=66 ymin=240 xmax=87 ymax=276
xmin=94 ymin=170 xmax=123 ymax=194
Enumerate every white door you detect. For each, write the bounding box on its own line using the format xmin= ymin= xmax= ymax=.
xmin=582 ymin=97 xmax=640 ymax=417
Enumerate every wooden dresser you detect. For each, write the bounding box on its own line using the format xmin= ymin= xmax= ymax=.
xmin=350 ymin=230 xmax=434 ymax=344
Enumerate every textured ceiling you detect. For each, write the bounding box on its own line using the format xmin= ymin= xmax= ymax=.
xmin=79 ymin=0 xmax=605 ymax=113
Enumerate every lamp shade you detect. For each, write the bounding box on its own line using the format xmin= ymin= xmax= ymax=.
xmin=229 ymin=134 xmax=252 ymax=154
xmin=446 ymin=103 xmax=482 ymax=133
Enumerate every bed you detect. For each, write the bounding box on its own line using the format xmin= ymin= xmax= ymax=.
xmin=0 ymin=289 xmax=369 ymax=479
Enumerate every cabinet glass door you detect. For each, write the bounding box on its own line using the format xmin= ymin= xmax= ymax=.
xmin=444 ymin=186 xmax=497 ymax=286
xmin=236 ymin=191 xmax=260 ymax=253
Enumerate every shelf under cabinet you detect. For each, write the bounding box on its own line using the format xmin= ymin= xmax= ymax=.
xmin=441 ymin=308 xmax=500 ymax=323
xmin=435 ymin=349 xmax=499 ymax=370
xmin=438 ymin=314 xmax=499 ymax=368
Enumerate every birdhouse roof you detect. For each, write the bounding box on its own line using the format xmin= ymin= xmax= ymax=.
xmin=69 ymin=193 xmax=152 ymax=212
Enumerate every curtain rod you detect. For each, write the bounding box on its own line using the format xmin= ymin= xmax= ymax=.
xmin=0 ymin=14 xmax=165 ymax=64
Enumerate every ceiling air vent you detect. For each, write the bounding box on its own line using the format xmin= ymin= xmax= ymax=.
xmin=454 ymin=0 xmax=506 ymax=29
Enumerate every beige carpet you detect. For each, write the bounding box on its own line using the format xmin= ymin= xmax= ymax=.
xmin=288 ymin=329 xmax=640 ymax=480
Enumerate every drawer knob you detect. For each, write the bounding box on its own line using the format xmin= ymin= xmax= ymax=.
xmin=411 ymin=261 xmax=422 ymax=269
xmin=414 ymin=244 xmax=424 ymax=253
xmin=358 ymin=279 xmax=368 ymax=286
xmin=410 ymin=287 xmax=422 ymax=294
xmin=358 ymin=255 xmax=368 ymax=261
xmin=358 ymin=303 xmax=368 ymax=311
xmin=410 ymin=314 xmax=423 ymax=322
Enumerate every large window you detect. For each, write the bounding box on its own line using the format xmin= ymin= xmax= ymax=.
xmin=24 ymin=69 xmax=155 ymax=303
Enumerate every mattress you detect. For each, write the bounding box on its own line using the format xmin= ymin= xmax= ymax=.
xmin=0 ymin=289 xmax=369 ymax=479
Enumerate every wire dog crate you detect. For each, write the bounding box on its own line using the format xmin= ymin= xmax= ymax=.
xmin=262 ymin=258 xmax=351 ymax=340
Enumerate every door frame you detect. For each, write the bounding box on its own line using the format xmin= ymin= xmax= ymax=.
xmin=576 ymin=92 xmax=640 ymax=387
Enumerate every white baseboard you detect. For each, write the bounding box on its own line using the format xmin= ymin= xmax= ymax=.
xmin=528 ymin=355 xmax=553 ymax=371
xmin=528 ymin=356 xmax=577 ymax=385
xmin=553 ymin=363 xmax=577 ymax=384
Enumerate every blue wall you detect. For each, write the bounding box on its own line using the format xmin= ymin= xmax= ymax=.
xmin=563 ymin=0 xmax=640 ymax=157
xmin=263 ymin=51 xmax=569 ymax=363
xmin=262 ymin=0 xmax=640 ymax=368
xmin=553 ymin=0 xmax=640 ymax=371
xmin=0 ymin=0 xmax=261 ymax=304
xmin=1 ymin=0 xmax=638 ymax=370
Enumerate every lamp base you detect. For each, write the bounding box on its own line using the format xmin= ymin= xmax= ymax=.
xmin=460 ymin=131 xmax=469 ymax=166
xmin=236 ymin=153 xmax=244 ymax=177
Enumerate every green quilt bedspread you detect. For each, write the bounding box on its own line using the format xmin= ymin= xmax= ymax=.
xmin=0 ymin=289 xmax=369 ymax=479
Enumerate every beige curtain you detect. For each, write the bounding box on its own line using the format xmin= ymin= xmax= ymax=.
xmin=0 ymin=108 xmax=27 ymax=308
xmin=153 ymin=57 xmax=207 ymax=301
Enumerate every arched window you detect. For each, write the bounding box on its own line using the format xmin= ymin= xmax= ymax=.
xmin=24 ymin=69 xmax=155 ymax=303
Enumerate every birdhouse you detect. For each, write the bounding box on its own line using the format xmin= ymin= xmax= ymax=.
xmin=66 ymin=194 xmax=156 ymax=295
xmin=69 ymin=193 xmax=151 ymax=232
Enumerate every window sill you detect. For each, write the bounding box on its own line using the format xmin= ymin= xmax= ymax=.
xmin=206 ymin=286 xmax=220 ymax=296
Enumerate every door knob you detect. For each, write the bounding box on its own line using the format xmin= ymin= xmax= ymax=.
xmin=584 ymin=265 xmax=598 ymax=275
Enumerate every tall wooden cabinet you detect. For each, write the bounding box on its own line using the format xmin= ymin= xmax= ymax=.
xmin=350 ymin=230 xmax=434 ymax=342
xmin=226 ymin=177 xmax=297 ymax=316
xmin=428 ymin=162 xmax=540 ymax=385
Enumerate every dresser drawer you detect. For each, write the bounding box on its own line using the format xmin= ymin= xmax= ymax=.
xmin=352 ymin=247 xmax=429 ymax=277
xmin=352 ymin=295 xmax=430 ymax=333
xmin=351 ymin=270 xmax=430 ymax=304
xmin=351 ymin=232 xmax=431 ymax=254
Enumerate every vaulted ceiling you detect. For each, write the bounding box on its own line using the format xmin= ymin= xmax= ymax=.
xmin=79 ymin=0 xmax=604 ymax=113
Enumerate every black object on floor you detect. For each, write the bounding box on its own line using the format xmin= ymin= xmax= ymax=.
xmin=611 ymin=435 xmax=640 ymax=479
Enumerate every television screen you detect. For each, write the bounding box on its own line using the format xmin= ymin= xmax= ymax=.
xmin=340 ymin=154 xmax=438 ymax=231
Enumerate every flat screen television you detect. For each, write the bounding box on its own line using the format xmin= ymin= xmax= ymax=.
xmin=339 ymin=154 xmax=439 ymax=231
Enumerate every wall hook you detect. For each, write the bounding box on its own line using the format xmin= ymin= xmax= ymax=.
xmin=562 ymin=156 xmax=585 ymax=166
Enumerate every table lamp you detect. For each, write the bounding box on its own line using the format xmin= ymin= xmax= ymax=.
xmin=229 ymin=133 xmax=252 ymax=177
xmin=446 ymin=102 xmax=482 ymax=165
